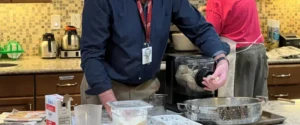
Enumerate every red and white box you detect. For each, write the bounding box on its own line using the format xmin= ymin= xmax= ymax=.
xmin=45 ymin=94 xmax=72 ymax=125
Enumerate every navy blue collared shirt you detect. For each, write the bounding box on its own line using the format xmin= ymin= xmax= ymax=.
xmin=80 ymin=0 xmax=230 ymax=95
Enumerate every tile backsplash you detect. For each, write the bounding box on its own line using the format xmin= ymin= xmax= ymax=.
xmin=0 ymin=0 xmax=299 ymax=56
xmin=0 ymin=0 xmax=83 ymax=56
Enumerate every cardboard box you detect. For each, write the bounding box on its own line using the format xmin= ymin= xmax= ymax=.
xmin=45 ymin=94 xmax=72 ymax=125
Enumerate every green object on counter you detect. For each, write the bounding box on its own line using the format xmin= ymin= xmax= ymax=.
xmin=0 ymin=40 xmax=24 ymax=60
xmin=0 ymin=43 xmax=2 ymax=58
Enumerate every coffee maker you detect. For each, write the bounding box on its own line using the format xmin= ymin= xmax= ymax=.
xmin=60 ymin=26 xmax=81 ymax=58
xmin=40 ymin=33 xmax=57 ymax=59
xmin=165 ymin=53 xmax=217 ymax=112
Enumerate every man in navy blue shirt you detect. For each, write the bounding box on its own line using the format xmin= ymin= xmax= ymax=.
xmin=80 ymin=0 xmax=230 ymax=115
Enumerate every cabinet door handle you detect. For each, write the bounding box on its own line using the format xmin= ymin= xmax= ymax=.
xmin=272 ymin=93 xmax=289 ymax=98
xmin=57 ymin=82 xmax=77 ymax=87
xmin=272 ymin=74 xmax=291 ymax=78
xmin=28 ymin=103 xmax=32 ymax=111
xmin=59 ymin=76 xmax=75 ymax=80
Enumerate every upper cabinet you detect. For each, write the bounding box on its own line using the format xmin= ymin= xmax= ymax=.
xmin=0 ymin=0 xmax=10 ymax=3
xmin=0 ymin=0 xmax=51 ymax=3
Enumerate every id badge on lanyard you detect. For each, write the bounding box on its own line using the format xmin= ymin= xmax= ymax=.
xmin=137 ymin=0 xmax=153 ymax=65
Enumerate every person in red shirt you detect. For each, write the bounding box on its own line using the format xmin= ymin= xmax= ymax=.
xmin=199 ymin=0 xmax=268 ymax=97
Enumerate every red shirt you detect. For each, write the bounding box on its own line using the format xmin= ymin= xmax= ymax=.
xmin=205 ymin=0 xmax=264 ymax=48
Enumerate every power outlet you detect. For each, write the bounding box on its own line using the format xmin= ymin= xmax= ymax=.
xmin=51 ymin=15 xmax=61 ymax=30
xmin=71 ymin=14 xmax=81 ymax=29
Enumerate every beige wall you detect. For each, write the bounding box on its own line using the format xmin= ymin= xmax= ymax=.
xmin=0 ymin=0 xmax=299 ymax=56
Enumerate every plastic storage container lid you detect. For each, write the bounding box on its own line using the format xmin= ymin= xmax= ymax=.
xmin=107 ymin=100 xmax=153 ymax=109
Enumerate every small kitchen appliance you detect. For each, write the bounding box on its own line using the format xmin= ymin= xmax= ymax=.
xmin=165 ymin=53 xmax=217 ymax=112
xmin=60 ymin=26 xmax=81 ymax=58
xmin=40 ymin=33 xmax=57 ymax=59
xmin=279 ymin=33 xmax=300 ymax=48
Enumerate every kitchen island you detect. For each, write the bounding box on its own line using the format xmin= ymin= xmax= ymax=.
xmin=1 ymin=100 xmax=298 ymax=125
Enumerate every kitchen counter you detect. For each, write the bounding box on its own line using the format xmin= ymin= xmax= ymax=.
xmin=268 ymin=58 xmax=300 ymax=64
xmin=1 ymin=100 xmax=298 ymax=125
xmin=0 ymin=56 xmax=166 ymax=75
xmin=0 ymin=56 xmax=82 ymax=75
xmin=0 ymin=56 xmax=299 ymax=75
xmin=263 ymin=99 xmax=300 ymax=125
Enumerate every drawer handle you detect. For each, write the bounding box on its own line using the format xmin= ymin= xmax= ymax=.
xmin=59 ymin=76 xmax=75 ymax=80
xmin=272 ymin=93 xmax=289 ymax=98
xmin=272 ymin=74 xmax=291 ymax=78
xmin=71 ymin=104 xmax=78 ymax=108
xmin=57 ymin=82 xmax=77 ymax=87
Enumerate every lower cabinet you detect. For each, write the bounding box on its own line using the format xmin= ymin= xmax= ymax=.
xmin=0 ymin=72 xmax=83 ymax=113
xmin=35 ymin=72 xmax=83 ymax=110
xmin=268 ymin=84 xmax=300 ymax=100
xmin=268 ymin=64 xmax=300 ymax=100
xmin=0 ymin=97 xmax=34 ymax=113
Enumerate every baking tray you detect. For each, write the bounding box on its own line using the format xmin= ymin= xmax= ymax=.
xmin=253 ymin=111 xmax=286 ymax=125
xmin=197 ymin=111 xmax=286 ymax=125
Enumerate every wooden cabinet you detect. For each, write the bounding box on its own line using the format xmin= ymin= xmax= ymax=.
xmin=0 ymin=75 xmax=34 ymax=113
xmin=0 ymin=75 xmax=34 ymax=98
xmin=0 ymin=97 xmax=34 ymax=113
xmin=268 ymin=64 xmax=300 ymax=100
xmin=0 ymin=0 xmax=10 ymax=3
xmin=35 ymin=73 xmax=83 ymax=111
xmin=0 ymin=72 xmax=83 ymax=113
xmin=36 ymin=94 xmax=81 ymax=110
xmin=36 ymin=73 xmax=83 ymax=96
xmin=10 ymin=0 xmax=51 ymax=3
xmin=268 ymin=84 xmax=300 ymax=100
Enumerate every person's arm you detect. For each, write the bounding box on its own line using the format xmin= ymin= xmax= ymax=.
xmin=80 ymin=0 xmax=116 ymax=115
xmin=172 ymin=0 xmax=229 ymax=91
xmin=171 ymin=0 xmax=229 ymax=58
xmin=205 ymin=0 xmax=223 ymax=34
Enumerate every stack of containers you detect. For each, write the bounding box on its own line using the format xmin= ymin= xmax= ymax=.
xmin=107 ymin=100 xmax=153 ymax=125
xmin=267 ymin=19 xmax=280 ymax=50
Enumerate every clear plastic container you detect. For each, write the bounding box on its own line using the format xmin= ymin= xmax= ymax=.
xmin=74 ymin=104 xmax=103 ymax=125
xmin=107 ymin=100 xmax=153 ymax=125
xmin=148 ymin=94 xmax=167 ymax=116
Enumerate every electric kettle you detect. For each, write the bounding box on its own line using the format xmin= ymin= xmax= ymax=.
xmin=62 ymin=26 xmax=80 ymax=51
xmin=40 ymin=33 xmax=57 ymax=59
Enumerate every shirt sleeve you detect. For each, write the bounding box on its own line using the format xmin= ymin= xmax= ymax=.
xmin=171 ymin=0 xmax=229 ymax=57
xmin=80 ymin=0 xmax=112 ymax=95
xmin=205 ymin=0 xmax=223 ymax=34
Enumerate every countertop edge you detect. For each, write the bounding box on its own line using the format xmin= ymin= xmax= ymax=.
xmin=0 ymin=63 xmax=166 ymax=76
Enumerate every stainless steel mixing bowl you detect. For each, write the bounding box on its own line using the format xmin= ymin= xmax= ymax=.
xmin=177 ymin=96 xmax=268 ymax=125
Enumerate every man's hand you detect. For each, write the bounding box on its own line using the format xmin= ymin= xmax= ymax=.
xmin=202 ymin=54 xmax=229 ymax=91
xmin=98 ymin=89 xmax=117 ymax=117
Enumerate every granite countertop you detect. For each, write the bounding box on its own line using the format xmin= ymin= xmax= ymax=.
xmin=0 ymin=55 xmax=299 ymax=75
xmin=0 ymin=56 xmax=82 ymax=75
xmin=263 ymin=99 xmax=300 ymax=125
xmin=268 ymin=58 xmax=300 ymax=64
xmin=0 ymin=56 xmax=166 ymax=75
